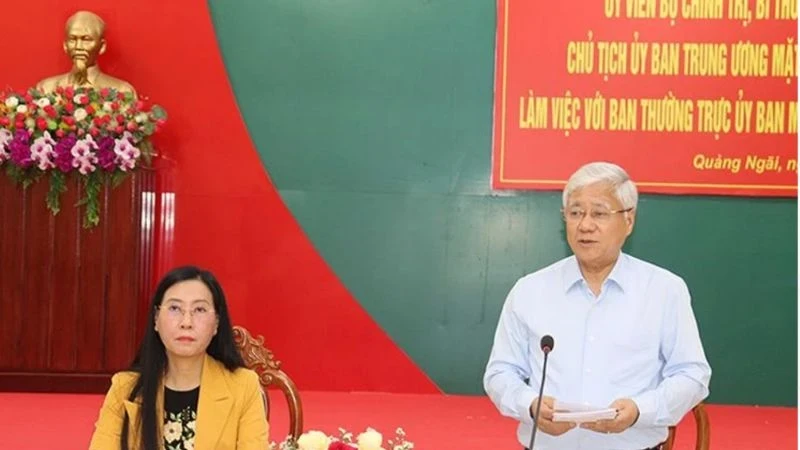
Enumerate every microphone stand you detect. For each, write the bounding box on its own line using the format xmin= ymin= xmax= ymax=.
xmin=527 ymin=348 xmax=551 ymax=450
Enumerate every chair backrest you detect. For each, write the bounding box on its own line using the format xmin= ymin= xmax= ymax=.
xmin=232 ymin=325 xmax=303 ymax=441
xmin=662 ymin=403 xmax=710 ymax=450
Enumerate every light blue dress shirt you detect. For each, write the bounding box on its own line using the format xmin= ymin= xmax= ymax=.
xmin=484 ymin=253 xmax=711 ymax=450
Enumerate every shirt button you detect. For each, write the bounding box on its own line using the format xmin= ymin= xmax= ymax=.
xmin=588 ymin=335 xmax=596 ymax=342
xmin=585 ymin=368 xmax=592 ymax=374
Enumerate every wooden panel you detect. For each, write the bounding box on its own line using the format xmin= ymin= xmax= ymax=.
xmin=76 ymin=181 xmax=113 ymax=372
xmin=103 ymin=174 xmax=141 ymax=371
xmin=0 ymin=180 xmax=25 ymax=371
xmin=138 ymin=170 xmax=158 ymax=342
xmin=48 ymin=176 xmax=82 ymax=371
xmin=18 ymin=180 xmax=52 ymax=370
xmin=0 ymin=168 xmax=158 ymax=392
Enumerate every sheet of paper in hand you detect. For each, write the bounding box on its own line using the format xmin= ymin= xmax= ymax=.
xmin=551 ymin=400 xmax=618 ymax=423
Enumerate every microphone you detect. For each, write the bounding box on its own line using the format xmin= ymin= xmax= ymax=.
xmin=527 ymin=335 xmax=555 ymax=450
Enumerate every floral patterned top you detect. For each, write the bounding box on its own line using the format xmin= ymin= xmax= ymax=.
xmin=163 ymin=386 xmax=199 ymax=450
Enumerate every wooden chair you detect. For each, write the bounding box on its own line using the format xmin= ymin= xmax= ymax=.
xmin=661 ymin=403 xmax=710 ymax=450
xmin=233 ymin=325 xmax=303 ymax=440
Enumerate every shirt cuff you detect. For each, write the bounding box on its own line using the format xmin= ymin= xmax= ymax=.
xmin=516 ymin=386 xmax=539 ymax=424
xmin=631 ymin=391 xmax=658 ymax=428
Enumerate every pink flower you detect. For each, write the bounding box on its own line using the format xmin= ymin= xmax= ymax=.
xmin=71 ymin=136 xmax=99 ymax=175
xmin=113 ymin=132 xmax=140 ymax=172
xmin=0 ymin=129 xmax=12 ymax=164
xmin=30 ymin=131 xmax=56 ymax=170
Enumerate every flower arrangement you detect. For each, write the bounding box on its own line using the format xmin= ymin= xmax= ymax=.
xmin=0 ymin=86 xmax=166 ymax=228
xmin=271 ymin=427 xmax=414 ymax=450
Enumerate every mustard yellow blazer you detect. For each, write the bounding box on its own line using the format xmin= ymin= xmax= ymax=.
xmin=89 ymin=354 xmax=269 ymax=450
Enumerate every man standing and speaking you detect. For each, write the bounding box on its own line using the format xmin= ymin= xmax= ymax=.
xmin=484 ymin=162 xmax=711 ymax=450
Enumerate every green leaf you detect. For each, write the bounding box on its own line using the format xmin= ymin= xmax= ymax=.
xmin=111 ymin=171 xmax=129 ymax=188
xmin=6 ymin=165 xmax=24 ymax=185
xmin=46 ymin=171 xmax=67 ymax=214
xmin=5 ymin=165 xmax=43 ymax=189
xmin=138 ymin=139 xmax=154 ymax=166
xmin=80 ymin=172 xmax=103 ymax=228
xmin=150 ymin=105 xmax=168 ymax=120
xmin=105 ymin=88 xmax=119 ymax=101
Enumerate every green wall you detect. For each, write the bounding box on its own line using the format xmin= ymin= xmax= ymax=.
xmin=209 ymin=0 xmax=797 ymax=405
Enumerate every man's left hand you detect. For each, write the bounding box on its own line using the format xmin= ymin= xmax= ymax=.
xmin=580 ymin=398 xmax=639 ymax=434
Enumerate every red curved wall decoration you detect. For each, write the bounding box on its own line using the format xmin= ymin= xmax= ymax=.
xmin=1 ymin=0 xmax=439 ymax=393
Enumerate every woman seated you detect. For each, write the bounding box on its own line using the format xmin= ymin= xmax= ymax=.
xmin=89 ymin=266 xmax=269 ymax=450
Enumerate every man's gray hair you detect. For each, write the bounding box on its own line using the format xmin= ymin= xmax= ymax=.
xmin=562 ymin=162 xmax=638 ymax=209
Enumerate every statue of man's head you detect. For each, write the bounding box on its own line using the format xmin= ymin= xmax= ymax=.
xmin=63 ymin=11 xmax=107 ymax=76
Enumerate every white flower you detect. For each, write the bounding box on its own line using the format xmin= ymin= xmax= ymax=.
xmin=16 ymin=105 xmax=28 ymax=114
xmin=74 ymin=108 xmax=88 ymax=121
xmin=135 ymin=112 xmax=149 ymax=123
xmin=163 ymin=420 xmax=183 ymax=442
xmin=186 ymin=420 xmax=196 ymax=432
xmin=73 ymin=94 xmax=88 ymax=104
xmin=357 ymin=428 xmax=383 ymax=450
xmin=296 ymin=430 xmax=331 ymax=450
xmin=35 ymin=98 xmax=51 ymax=108
xmin=184 ymin=439 xmax=195 ymax=450
xmin=103 ymin=101 xmax=113 ymax=112
xmin=5 ymin=96 xmax=19 ymax=108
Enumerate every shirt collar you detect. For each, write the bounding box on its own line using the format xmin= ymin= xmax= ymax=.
xmin=562 ymin=252 xmax=629 ymax=293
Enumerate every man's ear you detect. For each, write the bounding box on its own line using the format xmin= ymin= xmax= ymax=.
xmin=625 ymin=209 xmax=636 ymax=237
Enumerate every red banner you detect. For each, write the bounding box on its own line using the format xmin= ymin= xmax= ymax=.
xmin=492 ymin=0 xmax=798 ymax=196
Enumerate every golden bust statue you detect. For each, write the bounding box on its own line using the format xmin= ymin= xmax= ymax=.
xmin=36 ymin=11 xmax=137 ymax=97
